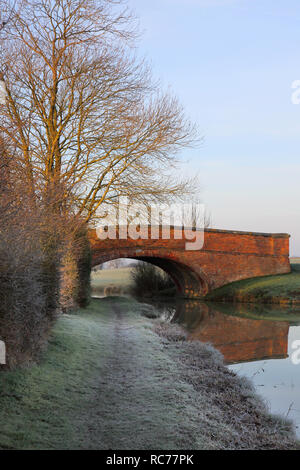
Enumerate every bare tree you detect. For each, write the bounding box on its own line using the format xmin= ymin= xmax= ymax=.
xmin=183 ymin=199 xmax=211 ymax=229
xmin=0 ymin=0 xmax=198 ymax=225
xmin=0 ymin=0 xmax=16 ymax=31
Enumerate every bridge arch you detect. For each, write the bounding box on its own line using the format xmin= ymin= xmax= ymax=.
xmin=91 ymin=249 xmax=210 ymax=298
xmin=89 ymin=227 xmax=290 ymax=299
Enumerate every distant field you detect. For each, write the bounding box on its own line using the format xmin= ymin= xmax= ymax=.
xmin=91 ymin=267 xmax=133 ymax=297
xmin=93 ymin=261 xmax=300 ymax=303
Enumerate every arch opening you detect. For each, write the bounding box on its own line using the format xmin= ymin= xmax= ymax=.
xmin=91 ymin=253 xmax=208 ymax=299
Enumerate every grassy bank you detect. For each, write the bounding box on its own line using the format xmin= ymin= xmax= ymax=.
xmin=0 ymin=297 xmax=297 ymax=449
xmin=205 ymin=300 xmax=300 ymax=323
xmin=206 ymin=264 xmax=300 ymax=305
xmin=0 ymin=301 xmax=110 ymax=449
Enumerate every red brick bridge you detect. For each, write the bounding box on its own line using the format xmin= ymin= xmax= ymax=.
xmin=88 ymin=227 xmax=290 ymax=298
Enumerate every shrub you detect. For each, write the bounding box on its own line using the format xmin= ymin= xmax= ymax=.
xmin=74 ymin=226 xmax=91 ymax=308
xmin=130 ymin=262 xmax=174 ymax=298
xmin=0 ymin=140 xmax=60 ymax=368
xmin=0 ymin=138 xmax=92 ymax=367
xmin=59 ymin=225 xmax=91 ymax=311
xmin=0 ymin=210 xmax=59 ymax=368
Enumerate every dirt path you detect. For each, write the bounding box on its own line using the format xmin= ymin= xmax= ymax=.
xmin=73 ymin=299 xmax=203 ymax=449
xmin=70 ymin=298 xmax=296 ymax=450
xmin=0 ymin=297 xmax=297 ymax=449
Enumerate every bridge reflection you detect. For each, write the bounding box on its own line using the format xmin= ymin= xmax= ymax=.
xmin=165 ymin=301 xmax=294 ymax=364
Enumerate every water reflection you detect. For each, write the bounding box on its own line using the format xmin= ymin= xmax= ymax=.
xmin=172 ymin=301 xmax=291 ymax=364
xmin=152 ymin=299 xmax=300 ymax=437
xmin=150 ymin=300 xmax=300 ymax=364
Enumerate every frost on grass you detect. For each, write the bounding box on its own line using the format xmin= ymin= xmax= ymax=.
xmin=137 ymin=303 xmax=161 ymax=319
xmin=154 ymin=321 xmax=297 ymax=450
xmin=154 ymin=321 xmax=187 ymax=342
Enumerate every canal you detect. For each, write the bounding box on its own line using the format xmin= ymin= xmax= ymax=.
xmin=151 ymin=299 xmax=300 ymax=438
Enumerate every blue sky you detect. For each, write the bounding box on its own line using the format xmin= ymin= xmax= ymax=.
xmin=129 ymin=0 xmax=300 ymax=255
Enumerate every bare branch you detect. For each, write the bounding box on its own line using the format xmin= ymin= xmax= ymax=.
xmin=0 ymin=0 xmax=200 ymax=223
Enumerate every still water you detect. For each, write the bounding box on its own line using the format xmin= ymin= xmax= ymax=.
xmin=154 ymin=299 xmax=300 ymax=438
